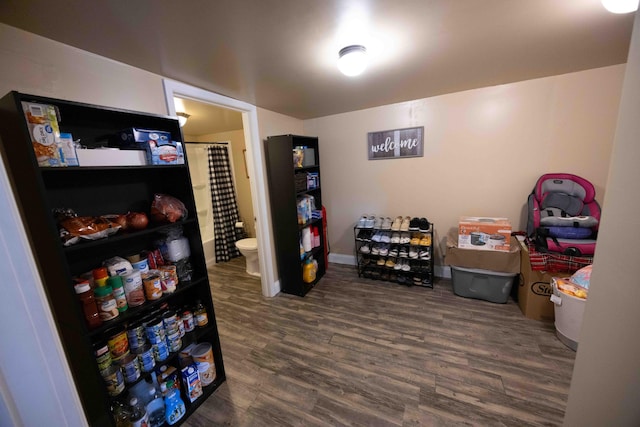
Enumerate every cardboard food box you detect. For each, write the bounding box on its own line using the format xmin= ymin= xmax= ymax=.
xmin=76 ymin=148 xmax=147 ymax=166
xmin=21 ymin=101 xmax=63 ymax=167
xmin=517 ymin=239 xmax=570 ymax=321
xmin=114 ymin=128 xmax=184 ymax=165
xmin=445 ymin=231 xmax=520 ymax=273
xmin=458 ymin=216 xmax=512 ymax=252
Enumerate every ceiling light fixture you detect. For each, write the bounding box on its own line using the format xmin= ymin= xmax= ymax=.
xmin=601 ymin=0 xmax=639 ymax=13
xmin=177 ymin=112 xmax=190 ymax=127
xmin=338 ymin=45 xmax=368 ymax=77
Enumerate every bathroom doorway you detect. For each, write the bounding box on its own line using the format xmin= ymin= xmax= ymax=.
xmin=163 ymin=79 xmax=278 ymax=297
xmin=177 ymin=97 xmax=256 ymax=266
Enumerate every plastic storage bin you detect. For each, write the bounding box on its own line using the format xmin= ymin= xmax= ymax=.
xmin=451 ymin=266 xmax=518 ymax=303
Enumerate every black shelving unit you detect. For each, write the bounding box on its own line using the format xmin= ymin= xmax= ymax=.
xmin=0 ymin=91 xmax=225 ymax=426
xmin=354 ymin=219 xmax=434 ymax=288
xmin=265 ymin=135 xmax=326 ymax=296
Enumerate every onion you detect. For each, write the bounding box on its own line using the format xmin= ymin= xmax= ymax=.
xmin=114 ymin=214 xmax=128 ymax=230
xmin=126 ymin=212 xmax=149 ymax=230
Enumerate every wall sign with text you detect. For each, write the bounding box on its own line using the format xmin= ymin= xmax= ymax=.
xmin=367 ymin=126 xmax=424 ymax=160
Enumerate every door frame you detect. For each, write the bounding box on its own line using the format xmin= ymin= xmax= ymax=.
xmin=163 ymin=79 xmax=279 ymax=297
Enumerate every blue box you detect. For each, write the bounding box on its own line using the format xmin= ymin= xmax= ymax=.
xmin=115 ymin=128 xmax=184 ymax=165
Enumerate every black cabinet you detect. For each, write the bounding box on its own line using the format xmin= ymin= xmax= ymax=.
xmin=265 ymin=135 xmax=326 ymax=296
xmin=354 ymin=216 xmax=434 ymax=288
xmin=0 ymin=91 xmax=225 ymax=426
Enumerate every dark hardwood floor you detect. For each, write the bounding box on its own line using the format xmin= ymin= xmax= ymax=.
xmin=185 ymin=257 xmax=575 ymax=426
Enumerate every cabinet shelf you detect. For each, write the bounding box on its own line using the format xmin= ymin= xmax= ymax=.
xmin=0 ymin=91 xmax=226 ymax=427
xmin=266 ymin=135 xmax=326 ymax=297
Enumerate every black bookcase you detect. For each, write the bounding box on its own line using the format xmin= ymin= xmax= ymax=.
xmin=0 ymin=91 xmax=225 ymax=426
xmin=265 ymin=135 xmax=326 ymax=296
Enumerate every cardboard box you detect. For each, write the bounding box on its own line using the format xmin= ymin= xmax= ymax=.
xmin=115 ymin=128 xmax=184 ymax=165
xmin=445 ymin=231 xmax=520 ymax=273
xmin=458 ymin=216 xmax=512 ymax=252
xmin=517 ymin=239 xmax=570 ymax=321
xmin=76 ymin=148 xmax=147 ymax=166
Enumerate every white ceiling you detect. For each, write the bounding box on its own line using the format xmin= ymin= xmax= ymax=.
xmin=0 ymin=0 xmax=635 ymax=120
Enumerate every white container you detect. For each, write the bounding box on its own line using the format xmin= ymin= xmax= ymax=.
xmin=550 ymin=281 xmax=586 ymax=351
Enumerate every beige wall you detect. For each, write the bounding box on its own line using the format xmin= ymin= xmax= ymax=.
xmin=188 ymin=130 xmax=256 ymax=238
xmin=304 ymin=65 xmax=624 ymax=265
xmin=0 ymin=24 xmax=166 ymax=114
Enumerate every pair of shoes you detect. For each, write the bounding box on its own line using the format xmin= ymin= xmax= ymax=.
xmin=373 ymin=216 xmax=383 ymax=229
xmin=419 ymin=234 xmax=431 ymax=246
xmin=390 ymin=232 xmax=400 ymax=244
xmin=418 ymin=217 xmax=430 ymax=232
xmin=395 ymin=258 xmax=411 ymax=272
xmin=419 ymin=248 xmax=431 ymax=260
xmin=400 ymin=216 xmax=411 ymax=231
xmin=408 ymin=217 xmax=420 ymax=231
xmin=357 ymin=215 xmax=368 ymax=228
xmin=377 ymin=257 xmax=386 ymax=266
xmin=389 ymin=246 xmax=399 ymax=257
xmin=360 ymin=244 xmax=370 ymax=254
xmin=399 ymin=232 xmax=410 ymax=244
xmin=409 ymin=233 xmax=421 ymax=246
xmin=391 ymin=216 xmax=403 ymax=231
xmin=385 ymin=257 xmax=396 ymax=268
xmin=357 ymin=229 xmax=373 ymax=241
xmin=379 ymin=244 xmax=389 ymax=256
xmin=409 ymin=246 xmax=419 ymax=259
xmin=380 ymin=217 xmax=392 ymax=230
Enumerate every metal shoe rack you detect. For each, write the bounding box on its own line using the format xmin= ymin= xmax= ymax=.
xmin=354 ymin=218 xmax=434 ymax=288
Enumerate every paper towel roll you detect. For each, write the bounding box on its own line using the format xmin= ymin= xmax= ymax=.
xmin=302 ymin=227 xmax=312 ymax=252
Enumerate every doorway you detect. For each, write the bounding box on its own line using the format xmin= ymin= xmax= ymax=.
xmin=163 ymin=79 xmax=278 ymax=297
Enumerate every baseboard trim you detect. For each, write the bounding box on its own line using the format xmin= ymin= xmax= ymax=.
xmin=329 ymin=253 xmax=451 ymax=279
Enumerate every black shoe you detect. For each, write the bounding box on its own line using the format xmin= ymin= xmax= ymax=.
xmin=418 ymin=218 xmax=430 ymax=232
xmin=408 ymin=217 xmax=420 ymax=231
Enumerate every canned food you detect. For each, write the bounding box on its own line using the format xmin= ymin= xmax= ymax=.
xmin=142 ymin=270 xmax=163 ymax=301
xmin=159 ymin=265 xmax=178 ymax=293
xmin=100 ymin=364 xmax=125 ymax=397
xmin=118 ymin=353 xmax=141 ymax=384
xmin=134 ymin=343 xmax=156 ymax=372
xmin=166 ymin=330 xmax=182 ymax=353
xmin=153 ymin=339 xmax=169 ymax=362
xmin=106 ymin=327 xmax=129 ymax=359
xmin=145 ymin=317 xmax=166 ymax=345
xmin=94 ymin=342 xmax=112 ymax=372
xmin=127 ymin=322 xmax=147 ymax=352
xmin=182 ymin=310 xmax=195 ymax=333
xmin=162 ymin=310 xmax=180 ymax=334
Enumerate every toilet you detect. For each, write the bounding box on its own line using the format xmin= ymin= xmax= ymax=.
xmin=235 ymin=238 xmax=260 ymax=277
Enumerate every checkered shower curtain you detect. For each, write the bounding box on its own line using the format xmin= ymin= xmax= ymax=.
xmin=207 ymin=146 xmax=241 ymax=262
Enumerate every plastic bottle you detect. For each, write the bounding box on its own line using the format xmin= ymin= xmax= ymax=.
xmin=194 ymin=300 xmax=208 ymax=327
xmin=147 ymin=386 xmax=166 ymax=427
xmin=302 ymin=258 xmax=316 ymax=283
xmin=108 ymin=275 xmax=128 ymax=313
xmin=161 ymin=382 xmax=186 ymax=425
xmin=129 ymin=396 xmax=150 ymax=427
xmin=110 ymin=399 xmax=131 ymax=427
xmin=74 ymin=281 xmax=102 ymax=329
xmin=93 ymin=267 xmax=109 ymax=287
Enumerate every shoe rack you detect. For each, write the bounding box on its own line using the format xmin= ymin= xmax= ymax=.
xmin=354 ymin=216 xmax=434 ymax=288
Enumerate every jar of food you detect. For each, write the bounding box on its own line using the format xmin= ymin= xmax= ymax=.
xmin=194 ymin=300 xmax=208 ymax=327
xmin=94 ymin=284 xmax=119 ymax=322
xmin=122 ymin=270 xmax=145 ymax=307
xmin=74 ymin=281 xmax=102 ymax=329
xmin=94 ymin=341 xmax=112 ymax=372
xmin=181 ymin=309 xmax=195 ymax=333
xmin=107 ymin=275 xmax=128 ymax=313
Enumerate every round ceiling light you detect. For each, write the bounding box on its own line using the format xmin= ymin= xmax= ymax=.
xmin=338 ymin=45 xmax=368 ymax=77
xmin=601 ymin=0 xmax=639 ymax=13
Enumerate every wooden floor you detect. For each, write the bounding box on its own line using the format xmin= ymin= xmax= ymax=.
xmin=185 ymin=258 xmax=576 ymax=427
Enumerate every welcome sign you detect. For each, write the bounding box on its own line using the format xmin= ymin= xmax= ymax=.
xmin=367 ymin=126 xmax=424 ymax=160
